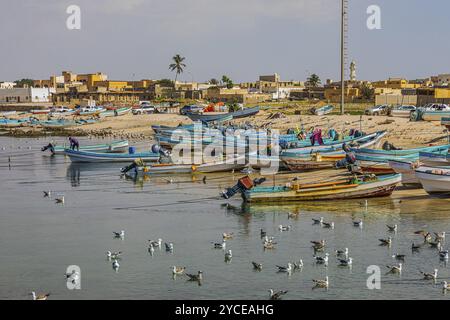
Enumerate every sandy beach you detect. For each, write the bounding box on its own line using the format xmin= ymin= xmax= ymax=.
xmin=5 ymin=109 xmax=446 ymax=148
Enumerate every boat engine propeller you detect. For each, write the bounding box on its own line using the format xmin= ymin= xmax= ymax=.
xmin=221 ymin=176 xmax=266 ymax=199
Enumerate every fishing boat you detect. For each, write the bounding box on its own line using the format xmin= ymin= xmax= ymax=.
xmin=281 ymin=131 xmax=386 ymax=159
xmin=388 ymin=160 xmax=422 ymax=185
xmin=354 ymin=144 xmax=450 ymax=158
xmin=185 ymin=106 xmax=259 ymax=123
xmin=31 ymin=109 xmax=51 ymax=115
xmin=350 ymin=164 xmax=396 ymax=175
xmin=283 ymin=154 xmax=345 ymax=172
xmin=42 ymin=140 xmax=130 ymax=155
xmin=419 ymin=151 xmax=450 ymax=166
xmin=242 ymin=174 xmax=401 ymax=202
xmin=415 ymin=166 xmax=450 ymax=195
xmin=100 ymin=107 xmax=132 ymax=118
xmin=64 ymin=149 xmax=160 ymax=163
xmin=0 ymin=118 xmax=30 ymax=128
xmin=311 ymin=105 xmax=334 ymax=116
xmin=0 ymin=111 xmax=17 ymax=117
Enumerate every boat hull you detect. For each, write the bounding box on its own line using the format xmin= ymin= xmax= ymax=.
xmin=64 ymin=149 xmax=159 ymax=163
xmin=415 ymin=166 xmax=450 ymax=194
xmin=243 ymin=174 xmax=401 ymax=202
xmin=388 ymin=160 xmax=421 ymax=185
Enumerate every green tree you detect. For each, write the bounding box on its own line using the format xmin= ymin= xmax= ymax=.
xmin=209 ymin=78 xmax=219 ymax=85
xmin=360 ymin=82 xmax=375 ymax=100
xmin=306 ymin=74 xmax=321 ymax=87
xmin=156 ymin=79 xmax=175 ymax=87
xmin=14 ymin=78 xmax=34 ymax=88
xmin=169 ymin=54 xmax=186 ymax=86
xmin=221 ymin=75 xmax=233 ymax=89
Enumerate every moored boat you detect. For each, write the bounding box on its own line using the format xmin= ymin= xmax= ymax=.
xmin=283 ymin=154 xmax=344 ymax=172
xmin=242 ymin=174 xmax=401 ymax=202
xmin=42 ymin=140 xmax=129 ymax=155
xmin=415 ymin=166 xmax=450 ymax=195
xmin=388 ymin=160 xmax=421 ymax=185
xmin=64 ymin=149 xmax=159 ymax=163
xmin=311 ymin=105 xmax=334 ymax=116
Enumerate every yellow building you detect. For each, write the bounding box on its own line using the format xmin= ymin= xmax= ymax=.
xmin=372 ymin=78 xmax=421 ymax=89
xmin=324 ymin=87 xmax=360 ymax=102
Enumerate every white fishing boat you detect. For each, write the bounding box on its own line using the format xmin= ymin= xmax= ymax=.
xmin=195 ymin=154 xmax=248 ymax=173
xmin=388 ymin=160 xmax=421 ymax=185
xmin=419 ymin=151 xmax=450 ymax=166
xmin=415 ymin=166 xmax=450 ymax=195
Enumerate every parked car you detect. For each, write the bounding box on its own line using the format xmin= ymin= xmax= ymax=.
xmin=390 ymin=105 xmax=416 ymax=118
xmin=132 ymin=104 xmax=156 ymax=115
xmin=365 ymin=104 xmax=389 ymax=116
xmin=422 ymin=103 xmax=450 ymax=111
xmin=180 ymin=105 xmax=204 ymax=115
xmin=51 ymin=106 xmax=72 ymax=113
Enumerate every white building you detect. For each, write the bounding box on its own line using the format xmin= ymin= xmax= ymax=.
xmin=0 ymin=82 xmax=16 ymax=89
xmin=0 ymin=88 xmax=50 ymax=103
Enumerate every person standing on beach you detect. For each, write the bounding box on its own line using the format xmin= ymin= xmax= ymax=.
xmin=68 ymin=136 xmax=79 ymax=151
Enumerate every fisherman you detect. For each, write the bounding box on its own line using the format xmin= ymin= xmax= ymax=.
xmin=121 ymin=158 xmax=146 ymax=175
xmin=310 ymin=127 xmax=324 ymax=146
xmin=68 ymin=136 xmax=79 ymax=151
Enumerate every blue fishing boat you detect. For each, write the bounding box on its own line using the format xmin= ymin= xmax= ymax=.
xmin=42 ymin=140 xmax=130 ymax=155
xmin=185 ymin=106 xmax=260 ymax=123
xmin=311 ymin=105 xmax=334 ymax=116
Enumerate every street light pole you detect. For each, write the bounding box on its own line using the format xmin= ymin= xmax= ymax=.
xmin=340 ymin=0 xmax=346 ymax=115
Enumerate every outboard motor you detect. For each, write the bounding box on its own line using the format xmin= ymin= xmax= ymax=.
xmin=151 ymin=144 xmax=170 ymax=157
xmin=121 ymin=158 xmax=146 ymax=174
xmin=41 ymin=143 xmax=55 ymax=155
xmin=221 ymin=176 xmax=266 ymax=199
xmin=336 ymin=143 xmax=357 ymax=168
xmin=382 ymin=141 xmax=402 ymax=151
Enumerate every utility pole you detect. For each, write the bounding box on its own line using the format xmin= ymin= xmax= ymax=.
xmin=340 ymin=0 xmax=348 ymax=115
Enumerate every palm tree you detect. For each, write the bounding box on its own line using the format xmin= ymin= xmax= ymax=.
xmin=209 ymin=78 xmax=219 ymax=85
xmin=169 ymin=54 xmax=186 ymax=88
xmin=306 ymin=74 xmax=321 ymax=87
xmin=221 ymin=75 xmax=233 ymax=89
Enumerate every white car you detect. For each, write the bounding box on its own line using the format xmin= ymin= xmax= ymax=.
xmin=365 ymin=105 xmax=389 ymax=116
xmin=51 ymin=106 xmax=72 ymax=113
xmin=132 ymin=104 xmax=156 ymax=115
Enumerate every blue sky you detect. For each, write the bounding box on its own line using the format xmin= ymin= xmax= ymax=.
xmin=1 ymin=0 xmax=449 ymax=82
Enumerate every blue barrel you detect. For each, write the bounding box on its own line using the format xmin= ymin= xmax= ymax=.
xmin=128 ymin=146 xmax=136 ymax=154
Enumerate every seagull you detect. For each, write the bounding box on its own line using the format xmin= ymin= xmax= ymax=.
xmin=278 ymin=225 xmax=291 ymax=231
xmin=322 ymin=221 xmax=334 ymax=229
xmin=314 ymin=253 xmax=329 ymax=264
xmin=288 ymin=212 xmax=299 ymax=219
xmin=335 ymin=248 xmax=349 ymax=257
xmin=225 ymin=249 xmax=233 ymax=261
xmin=252 ymin=261 xmax=263 ymax=270
xmin=148 ymin=245 xmax=155 ymax=255
xmin=386 ymin=263 xmax=402 ymax=274
xmin=64 ymin=270 xmax=80 ymax=283
xmin=276 ymin=263 xmax=293 ymax=273
xmin=442 ymin=281 xmax=450 ymax=292
xmin=312 ymin=217 xmax=324 ymax=225
xmin=212 ymin=240 xmax=226 ymax=249
xmin=411 ymin=242 xmax=421 ymax=251
xmin=439 ymin=250 xmax=449 ymax=260
xmin=392 ymin=254 xmax=406 ymax=261
xmin=263 ymin=235 xmax=275 ymax=244
xmin=420 ymin=269 xmax=438 ymax=280
xmin=387 ymin=224 xmax=398 ymax=232
xmin=260 ymin=229 xmax=267 ymax=237
xmin=186 ymin=271 xmax=203 ymax=281
xmin=149 ymin=238 xmax=162 ymax=248
xmin=165 ymin=242 xmax=174 ymax=252
xmin=268 ymin=289 xmax=288 ymax=300
xmin=428 ymin=240 xmax=442 ymax=249
xmin=113 ymin=230 xmax=125 ymax=238
xmin=172 ymin=266 xmax=185 ymax=275
xmin=112 ymin=259 xmax=120 ymax=271
xmin=263 ymin=242 xmax=276 ymax=250
xmin=293 ymin=260 xmax=304 ymax=270
xmin=30 ymin=291 xmax=50 ymax=300
xmin=222 ymin=232 xmax=234 ymax=240
xmin=435 ymin=232 xmax=446 ymax=242
xmin=43 ymin=191 xmax=51 ymax=198
xmin=338 ymin=257 xmax=353 ymax=267
xmin=415 ymin=230 xmax=432 ymax=242
xmin=311 ymin=240 xmax=326 ymax=251
xmin=353 ymin=220 xmax=363 ymax=227
xmin=312 ymin=276 xmax=329 ymax=288
xmin=55 ymin=196 xmax=64 ymax=204
xmin=106 ymin=251 xmax=122 ymax=260
xmin=379 ymin=237 xmax=392 ymax=246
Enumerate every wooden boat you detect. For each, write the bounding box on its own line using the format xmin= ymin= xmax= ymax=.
xmin=350 ymin=164 xmax=396 ymax=175
xmin=100 ymin=107 xmax=132 ymax=118
xmin=419 ymin=151 xmax=450 ymax=166
xmin=64 ymin=148 xmax=159 ymax=163
xmin=47 ymin=140 xmax=129 ymax=155
xmin=388 ymin=160 xmax=422 ymax=185
xmin=185 ymin=106 xmax=259 ymax=122
xmin=281 ymin=131 xmax=386 ymax=159
xmin=311 ymin=105 xmax=334 ymax=116
xmin=0 ymin=118 xmax=30 ymax=128
xmin=31 ymin=109 xmax=51 ymax=115
xmin=243 ymin=174 xmax=401 ymax=202
xmin=415 ymin=166 xmax=450 ymax=194
xmin=283 ymin=154 xmax=345 ymax=172
xmin=354 ymin=144 xmax=450 ymax=158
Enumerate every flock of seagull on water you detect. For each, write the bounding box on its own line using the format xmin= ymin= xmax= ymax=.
xmin=31 ymin=191 xmax=450 ymax=300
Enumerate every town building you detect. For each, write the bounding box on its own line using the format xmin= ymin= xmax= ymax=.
xmin=0 ymin=88 xmax=50 ymax=103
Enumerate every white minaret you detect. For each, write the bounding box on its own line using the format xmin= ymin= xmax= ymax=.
xmin=350 ymin=60 xmax=356 ymax=81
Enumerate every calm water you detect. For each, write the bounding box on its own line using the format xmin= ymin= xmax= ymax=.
xmin=1 ymin=136 xmax=450 ymax=300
